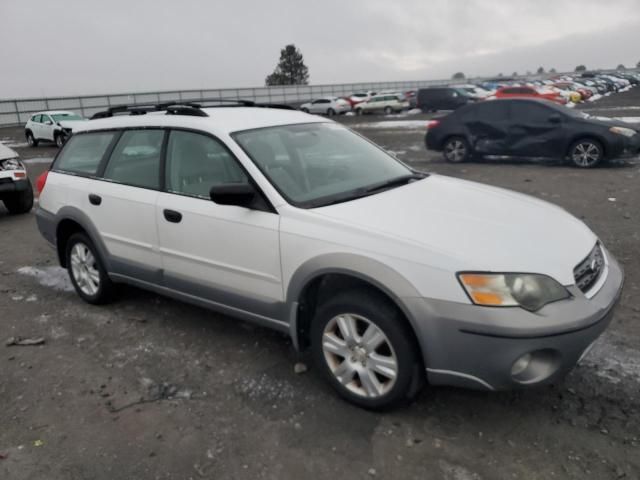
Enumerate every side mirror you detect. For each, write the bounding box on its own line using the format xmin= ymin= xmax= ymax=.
xmin=210 ymin=183 xmax=255 ymax=207
xmin=45 ymin=121 xmax=53 ymax=125
xmin=549 ymin=114 xmax=562 ymax=124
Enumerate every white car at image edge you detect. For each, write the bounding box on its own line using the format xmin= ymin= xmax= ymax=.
xmin=34 ymin=102 xmax=623 ymax=409
xmin=25 ymin=110 xmax=86 ymax=148
xmin=0 ymin=142 xmax=34 ymax=214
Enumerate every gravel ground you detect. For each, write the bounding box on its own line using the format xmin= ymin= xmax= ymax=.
xmin=1 ymin=88 xmax=640 ymax=480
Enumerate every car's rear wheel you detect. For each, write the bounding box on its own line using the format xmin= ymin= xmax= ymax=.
xmin=26 ymin=131 xmax=38 ymax=147
xmin=443 ymin=136 xmax=470 ymax=163
xmin=311 ymin=289 xmax=424 ymax=410
xmin=301 ymin=108 xmax=309 ymax=113
xmin=569 ymin=138 xmax=603 ymax=168
xmin=384 ymin=106 xmax=393 ymax=115
xmin=355 ymin=108 xmax=364 ymax=116
xmin=3 ymin=181 xmax=34 ymax=214
xmin=66 ymin=233 xmax=115 ymax=305
xmin=327 ymin=108 xmax=336 ymax=116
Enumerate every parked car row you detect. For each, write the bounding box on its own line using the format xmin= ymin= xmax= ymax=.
xmin=300 ymin=92 xmax=411 ymax=116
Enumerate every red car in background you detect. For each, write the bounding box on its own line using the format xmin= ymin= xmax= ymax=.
xmin=554 ymin=82 xmax=593 ymax=100
xmin=494 ymin=86 xmax=567 ymax=105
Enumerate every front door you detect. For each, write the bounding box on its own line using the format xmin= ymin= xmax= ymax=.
xmin=156 ymin=129 xmax=283 ymax=320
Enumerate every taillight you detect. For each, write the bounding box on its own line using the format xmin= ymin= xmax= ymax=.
xmin=36 ymin=171 xmax=49 ymax=194
xmin=427 ymin=120 xmax=440 ymax=129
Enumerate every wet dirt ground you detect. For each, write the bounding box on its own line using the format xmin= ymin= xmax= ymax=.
xmin=1 ymin=88 xmax=639 ymax=479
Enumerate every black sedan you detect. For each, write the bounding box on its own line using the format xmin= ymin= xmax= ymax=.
xmin=425 ymin=99 xmax=640 ymax=168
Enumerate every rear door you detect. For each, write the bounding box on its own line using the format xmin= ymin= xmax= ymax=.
xmin=41 ymin=114 xmax=55 ymax=141
xmin=464 ymin=101 xmax=510 ymax=155
xmin=31 ymin=115 xmax=44 ymax=139
xmin=61 ymin=129 xmax=165 ymax=282
xmin=155 ymin=129 xmax=282 ymax=318
xmin=506 ymin=101 xmax=562 ymax=158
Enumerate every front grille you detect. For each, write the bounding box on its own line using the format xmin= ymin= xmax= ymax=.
xmin=574 ymin=243 xmax=605 ymax=294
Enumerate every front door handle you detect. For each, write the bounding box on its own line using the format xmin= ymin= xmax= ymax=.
xmin=163 ymin=209 xmax=182 ymax=223
xmin=89 ymin=194 xmax=102 ymax=206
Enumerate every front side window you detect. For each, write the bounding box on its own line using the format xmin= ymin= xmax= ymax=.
xmin=166 ymin=130 xmax=248 ymax=198
xmin=31 ymin=115 xmax=40 ymax=123
xmin=103 ymin=129 xmax=164 ymax=189
xmin=54 ymin=132 xmax=115 ymax=175
xmin=234 ymin=123 xmax=415 ymax=208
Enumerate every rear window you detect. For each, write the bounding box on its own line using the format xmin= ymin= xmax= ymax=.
xmin=54 ymin=132 xmax=115 ymax=175
xmin=103 ymin=129 xmax=164 ymax=189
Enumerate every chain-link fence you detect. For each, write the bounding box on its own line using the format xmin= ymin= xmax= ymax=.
xmin=0 ymin=79 xmax=455 ymax=127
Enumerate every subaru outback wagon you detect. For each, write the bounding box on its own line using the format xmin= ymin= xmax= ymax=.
xmin=35 ymin=100 xmax=623 ymax=409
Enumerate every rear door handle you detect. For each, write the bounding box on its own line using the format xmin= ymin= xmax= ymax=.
xmin=88 ymin=194 xmax=102 ymax=206
xmin=163 ymin=209 xmax=182 ymax=223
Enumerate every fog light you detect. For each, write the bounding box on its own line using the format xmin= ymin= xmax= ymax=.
xmin=511 ymin=353 xmax=532 ymax=376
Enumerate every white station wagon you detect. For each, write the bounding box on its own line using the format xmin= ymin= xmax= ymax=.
xmin=35 ymin=100 xmax=623 ymax=409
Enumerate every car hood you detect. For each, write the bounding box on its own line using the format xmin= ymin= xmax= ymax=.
xmin=58 ymin=120 xmax=87 ymax=130
xmin=312 ymin=175 xmax=596 ymax=285
xmin=0 ymin=142 xmax=19 ymax=161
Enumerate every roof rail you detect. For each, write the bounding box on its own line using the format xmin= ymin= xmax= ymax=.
xmin=90 ymin=98 xmax=295 ymax=119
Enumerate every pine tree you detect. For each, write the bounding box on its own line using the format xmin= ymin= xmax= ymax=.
xmin=451 ymin=72 xmax=465 ymax=80
xmin=574 ymin=65 xmax=587 ymax=72
xmin=537 ymin=66 xmax=545 ymax=74
xmin=265 ymin=45 xmax=309 ymax=86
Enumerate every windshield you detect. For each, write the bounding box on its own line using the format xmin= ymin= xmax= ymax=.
xmin=51 ymin=113 xmax=83 ymax=122
xmin=233 ymin=123 xmax=417 ymax=208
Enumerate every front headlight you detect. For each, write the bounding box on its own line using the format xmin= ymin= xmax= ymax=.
xmin=458 ymin=273 xmax=570 ymax=312
xmin=0 ymin=158 xmax=25 ymax=171
xmin=610 ymin=126 xmax=636 ymax=138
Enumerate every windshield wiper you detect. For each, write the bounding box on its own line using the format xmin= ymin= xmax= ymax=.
xmin=308 ymin=173 xmax=427 ymax=208
xmin=360 ymin=173 xmax=427 ymax=195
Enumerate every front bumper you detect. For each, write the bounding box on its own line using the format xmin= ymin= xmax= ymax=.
xmin=404 ymin=250 xmax=624 ymax=390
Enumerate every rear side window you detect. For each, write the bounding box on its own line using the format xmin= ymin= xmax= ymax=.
xmin=166 ymin=130 xmax=247 ymax=198
xmin=103 ymin=129 xmax=164 ymax=189
xmin=55 ymin=132 xmax=115 ymax=175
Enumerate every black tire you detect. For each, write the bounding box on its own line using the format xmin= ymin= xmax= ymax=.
xmin=442 ymin=136 xmax=470 ymax=163
xmin=3 ymin=181 xmax=34 ymax=214
xmin=65 ymin=232 xmax=115 ymax=305
xmin=301 ymin=108 xmax=309 ymax=113
xmin=55 ymin=133 xmax=66 ymax=148
xmin=327 ymin=108 xmax=336 ymax=116
xmin=311 ymin=288 xmax=424 ymax=410
xmin=384 ymin=106 xmax=393 ymax=115
xmin=355 ymin=108 xmax=363 ymax=116
xmin=26 ymin=131 xmax=38 ymax=147
xmin=568 ymin=138 xmax=604 ymax=168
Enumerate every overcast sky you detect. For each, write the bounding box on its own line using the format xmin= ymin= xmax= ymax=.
xmin=1 ymin=0 xmax=639 ymax=98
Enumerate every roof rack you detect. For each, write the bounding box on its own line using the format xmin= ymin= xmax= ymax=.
xmin=90 ymin=98 xmax=295 ymax=119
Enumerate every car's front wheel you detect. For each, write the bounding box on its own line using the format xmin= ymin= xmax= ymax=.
xmin=384 ymin=106 xmax=393 ymax=115
xmin=569 ymin=138 xmax=603 ymax=168
xmin=355 ymin=108 xmax=364 ymax=116
xmin=327 ymin=108 xmax=336 ymax=116
xmin=443 ymin=136 xmax=470 ymax=163
xmin=55 ymin=133 xmax=66 ymax=148
xmin=3 ymin=181 xmax=34 ymax=214
xmin=311 ymin=289 xmax=424 ymax=410
xmin=66 ymin=233 xmax=115 ymax=305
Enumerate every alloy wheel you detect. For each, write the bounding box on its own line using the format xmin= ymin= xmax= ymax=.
xmin=572 ymin=142 xmax=600 ymax=167
xmin=444 ymin=139 xmax=467 ymax=163
xmin=321 ymin=313 xmax=398 ymax=398
xmin=70 ymin=243 xmax=100 ymax=296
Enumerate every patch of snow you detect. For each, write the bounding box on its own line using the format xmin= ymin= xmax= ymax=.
xmin=26 ymin=294 xmax=38 ymax=302
xmin=407 ymin=108 xmax=422 ymax=115
xmin=22 ymin=157 xmax=54 ymax=165
xmin=350 ymin=120 xmax=428 ymax=130
xmin=614 ymin=117 xmax=640 ymax=124
xmin=587 ymin=94 xmax=602 ymax=102
xmin=344 ymin=111 xmax=355 ymax=116
xmin=17 ymin=266 xmax=73 ymax=292
xmin=0 ymin=140 xmax=29 ymax=148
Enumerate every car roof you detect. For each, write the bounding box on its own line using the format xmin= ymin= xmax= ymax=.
xmin=72 ymin=106 xmax=328 ymax=135
xmin=33 ymin=111 xmax=76 ymax=116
